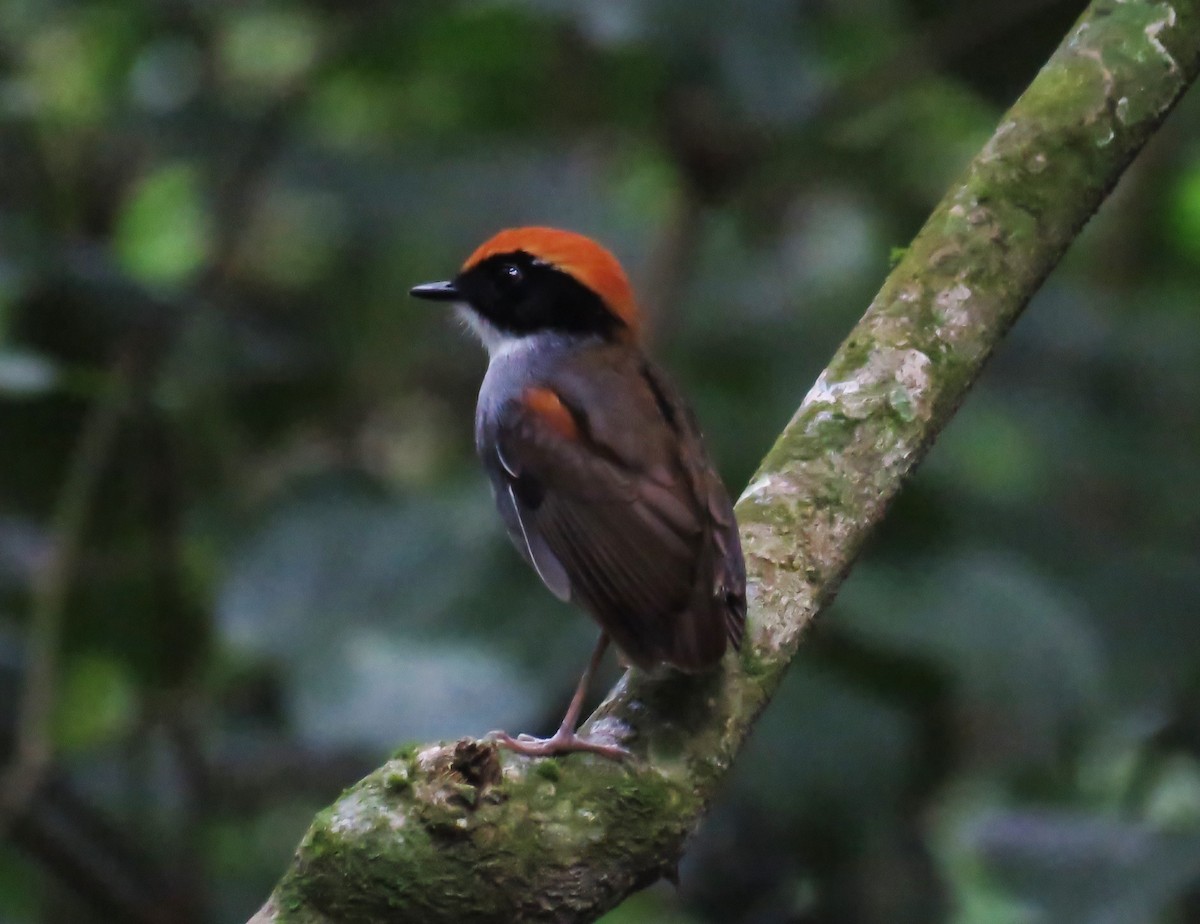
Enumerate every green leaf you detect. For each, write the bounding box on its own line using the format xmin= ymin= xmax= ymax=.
xmin=53 ymin=654 xmax=136 ymax=752
xmin=1169 ymin=159 xmax=1200 ymax=261
xmin=215 ymin=482 xmax=539 ymax=748
xmin=218 ymin=9 xmax=319 ymax=94
xmin=114 ymin=163 xmax=213 ymax=285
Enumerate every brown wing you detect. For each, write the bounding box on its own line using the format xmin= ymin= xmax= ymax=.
xmin=638 ymin=362 xmax=747 ymax=653
xmin=489 ymin=354 xmax=744 ymax=672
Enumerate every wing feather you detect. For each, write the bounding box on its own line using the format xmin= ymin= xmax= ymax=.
xmin=504 ymin=484 xmax=572 ymax=602
xmin=483 ymin=354 xmax=744 ymax=671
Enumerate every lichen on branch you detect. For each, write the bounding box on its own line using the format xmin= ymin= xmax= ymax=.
xmin=252 ymin=2 xmax=1200 ymax=922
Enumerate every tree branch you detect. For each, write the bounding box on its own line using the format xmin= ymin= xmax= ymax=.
xmin=252 ymin=2 xmax=1200 ymax=921
xmin=1 ymin=348 xmax=134 ymax=828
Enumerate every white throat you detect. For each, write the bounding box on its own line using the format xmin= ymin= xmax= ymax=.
xmin=457 ymin=306 xmax=537 ymax=360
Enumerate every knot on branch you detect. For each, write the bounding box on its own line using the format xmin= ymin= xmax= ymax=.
xmin=392 ymin=739 xmax=507 ymax=836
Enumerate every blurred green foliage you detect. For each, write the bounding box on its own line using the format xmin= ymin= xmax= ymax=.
xmin=1 ymin=0 xmax=1199 ymax=922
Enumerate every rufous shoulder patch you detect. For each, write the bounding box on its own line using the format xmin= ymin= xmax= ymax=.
xmin=522 ymin=386 xmax=580 ymax=441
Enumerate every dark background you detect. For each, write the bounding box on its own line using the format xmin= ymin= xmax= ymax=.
xmin=2 ymin=0 xmax=1200 ymax=921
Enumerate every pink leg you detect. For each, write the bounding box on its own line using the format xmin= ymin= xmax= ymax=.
xmin=490 ymin=634 xmax=628 ymax=760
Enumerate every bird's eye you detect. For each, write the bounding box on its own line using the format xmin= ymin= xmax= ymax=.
xmin=499 ymin=262 xmax=524 ymax=287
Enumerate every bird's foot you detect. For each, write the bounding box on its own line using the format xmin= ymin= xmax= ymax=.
xmin=488 ymin=727 xmax=629 ymax=761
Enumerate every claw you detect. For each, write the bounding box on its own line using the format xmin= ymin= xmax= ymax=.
xmin=484 ymin=634 xmax=630 ymax=761
xmin=489 ymin=728 xmax=630 ymax=761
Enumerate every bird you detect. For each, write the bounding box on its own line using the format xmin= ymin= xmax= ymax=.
xmin=410 ymin=227 xmax=746 ymax=759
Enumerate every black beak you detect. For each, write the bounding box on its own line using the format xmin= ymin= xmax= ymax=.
xmin=409 ymin=280 xmax=461 ymax=302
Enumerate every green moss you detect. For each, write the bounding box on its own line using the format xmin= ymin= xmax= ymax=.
xmin=766 ymin=412 xmax=857 ymax=468
xmin=886 ymin=383 xmax=917 ymax=422
xmin=739 ymin=643 xmax=770 ymax=678
xmin=382 ymin=764 xmax=412 ymax=794
xmin=829 ymin=335 xmax=875 ymax=378
xmin=736 ymin=497 xmax=800 ymax=533
xmin=271 ymin=746 xmax=703 ymax=921
xmin=389 ymin=742 xmax=421 ymax=762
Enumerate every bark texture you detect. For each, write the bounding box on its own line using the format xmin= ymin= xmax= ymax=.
xmin=253 ymin=2 xmax=1200 ymax=921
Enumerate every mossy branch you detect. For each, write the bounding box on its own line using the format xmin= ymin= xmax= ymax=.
xmin=252 ymin=2 xmax=1200 ymax=921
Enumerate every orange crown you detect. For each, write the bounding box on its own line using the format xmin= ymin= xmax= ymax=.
xmin=463 ymin=227 xmax=639 ymax=336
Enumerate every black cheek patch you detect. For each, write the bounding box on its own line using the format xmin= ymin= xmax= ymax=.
xmin=457 ymin=253 xmax=626 ymax=341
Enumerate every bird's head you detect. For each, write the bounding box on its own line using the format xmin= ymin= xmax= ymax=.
xmin=410 ymin=227 xmax=640 ymax=352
